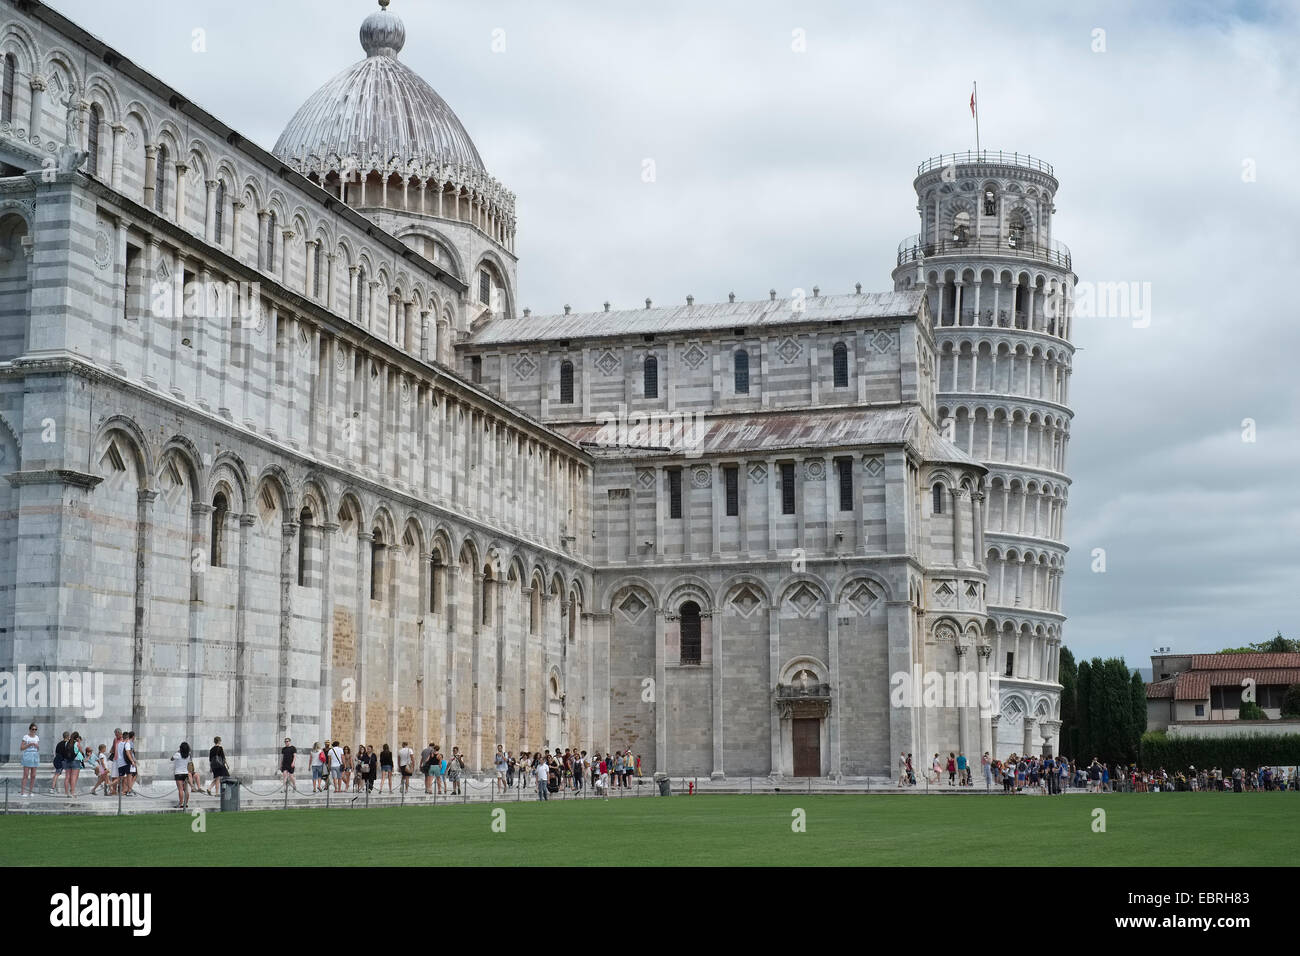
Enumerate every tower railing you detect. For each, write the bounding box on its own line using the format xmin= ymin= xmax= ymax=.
xmin=896 ymin=234 xmax=1072 ymax=270
xmin=916 ymin=151 xmax=1055 ymax=177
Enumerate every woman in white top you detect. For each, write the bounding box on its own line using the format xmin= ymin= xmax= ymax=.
xmin=172 ymin=742 xmax=193 ymax=809
xmin=19 ymin=722 xmax=40 ymax=796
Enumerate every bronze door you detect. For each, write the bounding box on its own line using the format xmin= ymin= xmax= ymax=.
xmin=792 ymin=718 xmax=820 ymax=777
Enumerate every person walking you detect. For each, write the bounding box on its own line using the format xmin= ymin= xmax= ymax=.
xmin=536 ymin=751 xmax=550 ymax=801
xmin=89 ymin=744 xmax=111 ymax=796
xmin=50 ymin=730 xmax=71 ymax=794
xmin=981 ymin=752 xmax=992 ymax=789
xmin=495 ymin=744 xmax=508 ymax=793
xmin=420 ymin=742 xmax=435 ymax=794
xmin=897 ymin=751 xmax=908 ymax=788
xmin=946 ymin=753 xmax=957 ymax=787
xmin=381 ymin=744 xmax=396 ymax=792
xmin=122 ymin=731 xmax=138 ymax=796
xmin=205 ymin=736 xmax=229 ymax=796
xmin=397 ymin=742 xmax=414 ymax=793
xmin=327 ymin=740 xmax=344 ymax=792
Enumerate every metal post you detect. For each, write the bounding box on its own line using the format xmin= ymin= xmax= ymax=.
xmin=326 ymin=784 xmax=330 ymax=810
xmin=365 ymin=786 xmax=369 ymax=809
xmin=3 ymin=778 xmax=7 ymax=814
xmin=283 ymin=780 xmax=288 ymax=810
xmin=118 ymin=785 xmax=123 ymax=816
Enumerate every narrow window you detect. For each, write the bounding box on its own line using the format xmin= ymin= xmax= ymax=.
xmin=266 ymin=210 xmax=276 ymax=271
xmin=430 ymin=556 xmax=443 ymax=613
xmin=668 ymin=468 xmax=682 ymax=519
xmin=470 ymin=355 xmax=482 ymax=384
xmin=297 ymin=507 xmax=313 ymax=587
xmin=833 ymin=342 xmax=849 ymax=388
xmin=154 ymin=145 xmax=168 ymax=213
xmin=312 ymin=240 xmax=321 ymax=298
xmin=644 ymin=355 xmax=658 ymax=399
xmin=567 ymin=597 xmax=576 ymax=642
xmin=1005 ymin=652 xmax=1014 ymax=677
xmin=370 ymin=529 xmax=384 ymax=601
xmin=357 ymin=266 xmax=368 ymax=327
xmin=837 ymin=458 xmax=853 ymax=512
xmin=1 ymin=54 xmax=15 ymax=124
xmin=780 ymin=463 xmax=795 ymax=515
xmin=724 ymin=466 xmax=739 ymax=517
xmin=559 ymin=360 xmax=574 ymax=403
xmin=213 ymin=181 xmax=225 ymax=247
xmin=123 ymin=244 xmax=140 ymax=324
xmin=932 ymin=484 xmax=944 ymax=515
xmin=479 ymin=269 xmax=491 ymax=306
xmin=734 ymin=349 xmax=749 ymax=394
xmin=984 ymin=189 xmax=997 ymax=217
xmin=679 ymin=602 xmax=701 ymax=665
xmin=482 ymin=569 xmax=493 ymax=625
xmin=87 ymin=104 xmax=102 ymax=176
xmin=530 ymin=587 xmax=540 ymax=635
xmin=210 ymin=492 xmax=228 ymax=568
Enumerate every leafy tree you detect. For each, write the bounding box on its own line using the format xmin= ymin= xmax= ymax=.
xmin=1130 ymin=670 xmax=1148 ymax=760
xmin=1282 ymin=684 xmax=1300 ymax=720
xmin=1058 ymin=646 xmax=1078 ymax=758
xmin=1076 ymin=659 xmax=1092 ymax=760
xmin=1219 ymin=632 xmax=1300 ymax=654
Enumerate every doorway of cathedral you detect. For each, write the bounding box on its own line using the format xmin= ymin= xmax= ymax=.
xmin=792 ymin=718 xmax=820 ymax=777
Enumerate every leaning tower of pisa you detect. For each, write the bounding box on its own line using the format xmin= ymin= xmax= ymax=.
xmin=892 ymin=151 xmax=1075 ymax=758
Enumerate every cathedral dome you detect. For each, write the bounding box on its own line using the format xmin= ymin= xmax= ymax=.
xmin=273 ymin=0 xmax=485 ymax=174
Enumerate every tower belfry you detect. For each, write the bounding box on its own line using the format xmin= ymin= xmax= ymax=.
xmin=892 ymin=150 xmax=1076 ymax=756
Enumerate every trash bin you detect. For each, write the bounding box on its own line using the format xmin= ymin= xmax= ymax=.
xmin=220 ymin=778 xmax=240 ymax=812
xmin=655 ymin=773 xmax=671 ymax=797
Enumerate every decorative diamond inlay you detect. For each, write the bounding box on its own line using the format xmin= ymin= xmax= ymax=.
xmin=728 ymin=586 xmax=762 ymax=618
xmin=844 ymin=582 xmax=879 ymax=616
xmin=785 ymin=583 xmax=821 ymax=617
xmin=747 ymin=462 xmax=767 ymax=484
xmin=934 ymin=581 xmax=956 ymax=606
xmin=618 ymin=591 xmax=649 ymax=623
xmin=594 ymin=350 xmax=620 ymax=376
xmin=776 ymin=336 xmax=803 ymax=364
xmin=681 ymin=342 xmax=708 ymax=370
xmin=636 ymin=468 xmax=655 ymax=490
xmin=863 ymin=456 xmax=883 ymax=477
xmin=873 ymin=331 xmax=894 ymax=353
xmin=513 ymin=353 xmax=538 ymax=380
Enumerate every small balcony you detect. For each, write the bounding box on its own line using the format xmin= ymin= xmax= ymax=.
xmin=916 ymin=151 xmax=1055 ymax=178
xmin=896 ymin=233 xmax=1072 ymax=271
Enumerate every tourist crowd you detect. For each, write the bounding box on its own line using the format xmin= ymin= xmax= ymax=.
xmin=16 ymin=721 xmax=644 ymax=807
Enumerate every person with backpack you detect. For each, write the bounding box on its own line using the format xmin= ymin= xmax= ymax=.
xmin=327 ymin=740 xmax=344 ymax=792
xmin=50 ymin=730 xmax=71 ymax=794
xmin=420 ymin=742 xmax=436 ymax=794
xmin=206 ymin=736 xmax=229 ymax=796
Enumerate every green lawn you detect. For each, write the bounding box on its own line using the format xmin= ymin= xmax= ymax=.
xmin=0 ymin=793 xmax=1293 ymax=866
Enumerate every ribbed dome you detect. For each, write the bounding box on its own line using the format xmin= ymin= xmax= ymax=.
xmin=273 ymin=0 xmax=484 ymax=173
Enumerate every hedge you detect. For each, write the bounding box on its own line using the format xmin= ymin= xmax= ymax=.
xmin=1139 ymin=731 xmax=1300 ymax=769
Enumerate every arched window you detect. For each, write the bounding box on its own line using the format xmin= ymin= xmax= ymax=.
xmin=154 ymin=144 xmax=168 ymax=213
xmin=832 ymin=342 xmax=849 ymax=388
xmin=210 ymin=492 xmax=228 ymax=568
xmin=356 ymin=266 xmax=368 ymax=327
xmin=265 ymin=210 xmax=277 ymax=271
xmin=429 ymin=553 xmax=443 ymax=613
xmin=679 ymin=601 xmax=701 ymax=665
xmin=983 ymin=186 xmax=998 ymax=218
xmin=951 ymin=210 xmax=971 ymax=246
xmin=1 ymin=54 xmax=15 ymax=124
xmin=559 ymin=360 xmax=574 ymax=404
xmin=370 ymin=528 xmax=384 ymax=601
xmin=734 ymin=349 xmax=749 ymax=394
xmin=213 ymin=181 xmax=225 ymax=247
xmin=644 ymin=355 xmax=658 ymax=399
xmin=932 ymin=484 xmax=944 ymax=515
xmin=297 ymin=506 xmax=313 ymax=587
xmin=87 ymin=104 xmax=102 ymax=176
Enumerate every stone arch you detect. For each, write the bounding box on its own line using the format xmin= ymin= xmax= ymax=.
xmin=94 ymin=415 xmax=152 ymax=489
xmin=0 ymin=22 xmax=39 ymax=78
xmin=835 ymin=570 xmax=894 ymax=606
xmin=778 ymin=655 xmax=829 ymax=686
xmin=41 ymin=46 xmax=82 ymax=96
xmin=663 ymin=576 xmax=714 ymax=614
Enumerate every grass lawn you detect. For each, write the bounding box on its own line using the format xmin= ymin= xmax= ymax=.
xmin=0 ymin=793 xmax=1293 ymax=866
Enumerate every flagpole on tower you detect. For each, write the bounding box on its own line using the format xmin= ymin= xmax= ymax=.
xmin=973 ymin=81 xmax=980 ymax=155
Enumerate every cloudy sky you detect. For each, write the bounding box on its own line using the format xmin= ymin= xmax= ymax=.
xmin=46 ymin=0 xmax=1300 ymax=667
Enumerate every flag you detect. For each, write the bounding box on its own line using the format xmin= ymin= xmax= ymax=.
xmin=970 ymin=90 xmax=976 ymax=118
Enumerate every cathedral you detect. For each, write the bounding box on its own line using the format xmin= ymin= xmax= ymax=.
xmin=0 ymin=0 xmax=1071 ymax=779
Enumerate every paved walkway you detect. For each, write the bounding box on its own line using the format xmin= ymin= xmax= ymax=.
xmin=0 ymin=773 xmax=1079 ymax=815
